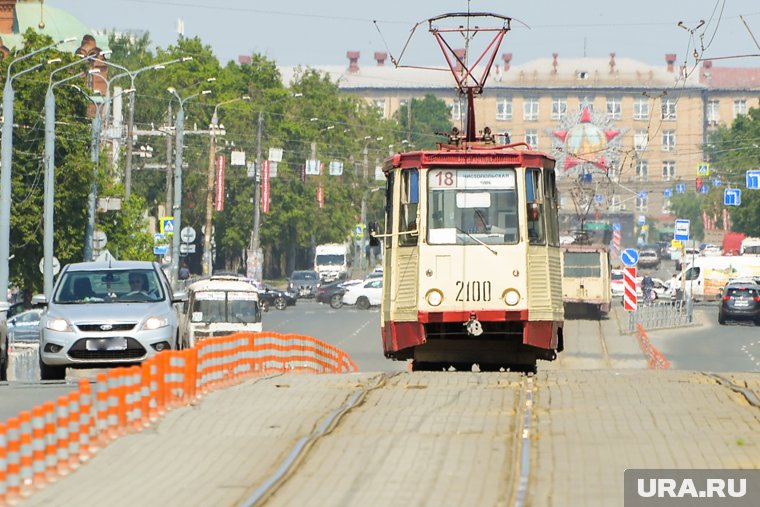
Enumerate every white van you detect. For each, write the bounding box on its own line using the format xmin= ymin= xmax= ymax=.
xmin=677 ymin=256 xmax=760 ymax=301
xmin=180 ymin=276 xmax=262 ymax=348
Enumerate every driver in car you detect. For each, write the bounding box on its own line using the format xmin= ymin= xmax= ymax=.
xmin=120 ymin=273 xmax=155 ymax=300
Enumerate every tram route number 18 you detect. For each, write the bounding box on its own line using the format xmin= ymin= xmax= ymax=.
xmin=455 ymin=280 xmax=492 ymax=302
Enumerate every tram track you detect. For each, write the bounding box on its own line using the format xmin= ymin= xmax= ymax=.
xmin=703 ymin=372 xmax=760 ymax=409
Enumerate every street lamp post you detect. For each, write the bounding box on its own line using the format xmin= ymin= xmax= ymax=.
xmin=43 ymin=64 xmax=99 ymax=296
xmin=204 ymin=95 xmax=250 ymax=275
xmin=0 ymin=37 xmax=75 ymax=302
xmin=167 ymin=87 xmax=212 ymax=285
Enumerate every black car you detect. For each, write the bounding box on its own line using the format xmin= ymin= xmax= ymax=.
xmin=315 ymin=281 xmax=346 ymax=309
xmin=257 ymin=285 xmax=297 ymax=312
xmin=287 ymin=270 xmax=320 ymax=299
xmin=718 ymin=282 xmax=760 ymax=325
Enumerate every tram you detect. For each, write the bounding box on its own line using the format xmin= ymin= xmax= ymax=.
xmin=378 ymin=13 xmax=564 ymax=372
xmin=560 ymin=242 xmax=612 ymax=317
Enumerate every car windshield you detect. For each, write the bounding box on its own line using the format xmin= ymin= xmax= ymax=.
xmin=315 ymin=254 xmax=344 ymax=266
xmin=53 ymin=269 xmax=164 ymax=304
xmin=292 ymin=271 xmax=318 ymax=281
xmin=191 ymin=291 xmax=259 ymax=324
xmin=726 ymin=287 xmax=758 ymax=298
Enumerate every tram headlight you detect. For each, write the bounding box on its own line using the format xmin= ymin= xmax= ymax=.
xmin=425 ymin=289 xmax=443 ymax=307
xmin=502 ymin=289 xmax=521 ymax=306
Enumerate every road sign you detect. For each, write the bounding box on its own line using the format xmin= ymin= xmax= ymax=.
xmin=746 ymin=170 xmax=760 ymax=190
xmin=201 ymin=225 xmax=216 ymax=235
xmin=637 ymin=214 xmax=646 ymax=225
xmin=93 ymin=230 xmax=107 ymax=249
xmin=671 ymin=239 xmax=682 ymax=249
xmin=594 ymin=194 xmax=603 ymax=203
xmin=623 ymin=267 xmax=637 ymax=311
xmin=153 ymin=245 xmax=168 ymax=255
xmin=674 ymin=219 xmax=690 ymax=241
xmin=724 ymin=188 xmax=741 ymax=206
xmin=179 ymin=243 xmax=196 ymax=254
xmin=699 ymin=183 xmax=710 ymax=194
xmin=180 ymin=226 xmax=196 ymax=243
xmin=160 ymin=216 xmax=174 ymax=235
xmin=712 ymin=178 xmax=721 ymax=187
xmin=676 ymin=183 xmax=686 ymax=194
xmin=38 ymin=257 xmax=60 ymax=275
xmin=354 ymin=224 xmax=364 ymax=239
xmin=621 ymin=248 xmax=639 ymax=267
xmin=697 ymin=162 xmax=710 ymax=176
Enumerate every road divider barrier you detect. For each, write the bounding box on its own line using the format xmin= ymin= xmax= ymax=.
xmin=0 ymin=332 xmax=357 ymax=504
xmin=634 ymin=324 xmax=671 ymax=369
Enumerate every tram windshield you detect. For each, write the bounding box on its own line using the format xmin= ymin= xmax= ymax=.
xmin=427 ymin=168 xmax=518 ymax=245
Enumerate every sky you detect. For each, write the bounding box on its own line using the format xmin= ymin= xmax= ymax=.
xmin=53 ymin=0 xmax=760 ymax=69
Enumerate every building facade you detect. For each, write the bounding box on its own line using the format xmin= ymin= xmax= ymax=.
xmin=280 ymin=51 xmax=760 ymax=236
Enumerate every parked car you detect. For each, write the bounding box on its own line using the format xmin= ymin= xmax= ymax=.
xmin=287 ymin=270 xmax=320 ymax=299
xmin=180 ymin=276 xmax=261 ymax=349
xmin=36 ymin=261 xmax=187 ymax=381
xmin=257 ymin=284 xmax=297 ymax=312
xmin=0 ymin=301 xmax=9 ymax=381
xmin=315 ymin=281 xmax=347 ymax=309
xmin=637 ymin=250 xmax=660 ymax=269
xmin=718 ymin=281 xmax=760 ymax=325
xmin=342 ymin=279 xmax=383 ymax=309
xmin=8 ymin=308 xmax=43 ymax=343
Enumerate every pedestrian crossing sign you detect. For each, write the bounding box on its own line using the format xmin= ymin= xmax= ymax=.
xmin=161 ymin=216 xmax=175 ymax=235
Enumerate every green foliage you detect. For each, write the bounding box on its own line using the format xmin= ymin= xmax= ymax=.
xmin=395 ymin=94 xmax=453 ymax=150
xmin=705 ymin=107 xmax=760 ymax=237
xmin=98 ymin=195 xmax=155 ymax=261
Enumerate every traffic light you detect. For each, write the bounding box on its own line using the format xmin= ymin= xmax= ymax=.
xmin=695 ymin=177 xmax=703 ymax=192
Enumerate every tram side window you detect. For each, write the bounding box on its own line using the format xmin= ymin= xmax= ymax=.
xmin=384 ymin=173 xmax=395 ymax=251
xmin=544 ymin=169 xmax=560 ymax=247
xmin=398 ymin=169 xmax=419 ymax=246
xmin=525 ymin=168 xmax=545 ymax=244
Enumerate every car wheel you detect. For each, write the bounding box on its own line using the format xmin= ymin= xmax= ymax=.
xmin=356 ymin=296 xmax=370 ymax=310
xmin=329 ymin=294 xmax=343 ymax=309
xmin=39 ymin=355 xmax=66 ymax=381
xmin=718 ymin=313 xmax=726 ymax=325
xmin=260 ymin=299 xmax=270 ymax=312
xmin=274 ymin=297 xmax=287 ymax=310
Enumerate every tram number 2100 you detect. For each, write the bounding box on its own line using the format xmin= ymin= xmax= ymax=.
xmin=455 ymin=280 xmax=492 ymax=302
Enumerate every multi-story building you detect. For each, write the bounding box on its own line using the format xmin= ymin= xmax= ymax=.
xmin=280 ymin=51 xmax=760 ymax=237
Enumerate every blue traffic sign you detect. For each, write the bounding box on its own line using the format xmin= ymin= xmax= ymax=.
xmin=674 ymin=219 xmax=690 ymax=241
xmin=612 ymin=223 xmax=621 ymax=232
xmin=676 ymin=183 xmax=686 ymax=194
xmin=153 ymin=245 xmax=168 ymax=255
xmin=747 ymin=170 xmax=760 ymax=190
xmin=594 ymin=194 xmax=604 ymax=203
xmin=699 ymin=184 xmax=710 ymax=194
xmin=621 ymin=248 xmax=639 ymax=267
xmin=712 ymin=178 xmax=721 ymax=187
xmin=724 ymin=188 xmax=741 ymax=206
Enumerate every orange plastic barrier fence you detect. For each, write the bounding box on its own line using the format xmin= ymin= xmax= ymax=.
xmin=0 ymin=332 xmax=357 ymax=503
xmin=635 ymin=324 xmax=671 ymax=369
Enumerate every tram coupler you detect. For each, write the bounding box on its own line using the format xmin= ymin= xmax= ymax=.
xmin=464 ymin=312 xmax=484 ymax=336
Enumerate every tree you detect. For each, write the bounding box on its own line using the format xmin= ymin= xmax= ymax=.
xmin=395 ymin=94 xmax=453 ymax=150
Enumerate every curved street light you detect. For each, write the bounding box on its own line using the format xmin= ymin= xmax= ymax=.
xmin=203 ymin=95 xmax=250 ymax=275
xmin=0 ymin=36 xmax=76 ymax=302
xmin=167 ymin=87 xmax=212 ymax=285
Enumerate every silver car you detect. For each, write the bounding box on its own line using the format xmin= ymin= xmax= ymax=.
xmin=8 ymin=308 xmax=43 ymax=343
xmin=37 ymin=261 xmax=187 ymax=380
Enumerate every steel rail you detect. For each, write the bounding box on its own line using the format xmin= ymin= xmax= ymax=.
xmin=705 ymin=373 xmax=760 ymax=408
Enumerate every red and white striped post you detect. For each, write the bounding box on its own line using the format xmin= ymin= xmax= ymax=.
xmin=624 ymin=266 xmax=637 ymax=311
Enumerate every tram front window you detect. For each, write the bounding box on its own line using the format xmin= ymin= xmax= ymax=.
xmin=427 ymin=168 xmax=518 ymax=245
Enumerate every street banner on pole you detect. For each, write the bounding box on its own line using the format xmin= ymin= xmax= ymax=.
xmin=215 ymin=155 xmax=225 ymax=211
xmin=261 ymin=160 xmax=270 ymax=214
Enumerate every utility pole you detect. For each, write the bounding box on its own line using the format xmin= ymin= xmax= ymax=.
xmin=204 ymin=113 xmax=218 ymax=275
xmin=165 ymin=101 xmax=174 ymax=217
xmin=84 ymin=99 xmax=103 ymax=262
xmin=170 ymin=100 xmax=185 ymax=285
xmin=250 ymin=111 xmax=263 ymax=282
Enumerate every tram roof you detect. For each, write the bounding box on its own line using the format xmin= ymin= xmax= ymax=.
xmin=385 ymin=145 xmax=556 ymax=171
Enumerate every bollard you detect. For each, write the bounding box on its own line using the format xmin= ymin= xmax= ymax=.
xmin=0 ymin=422 xmax=7 ymax=504
xmin=94 ymin=372 xmax=109 ymax=448
xmin=66 ymin=391 xmax=81 ymax=470
xmin=30 ymin=406 xmax=48 ymax=488
xmin=5 ymin=417 xmax=20 ymax=502
xmin=77 ymin=378 xmax=93 ymax=461
xmin=55 ymin=395 xmax=71 ymax=476
xmin=18 ymin=410 xmax=33 ymax=492
xmin=42 ymin=401 xmax=57 ymax=483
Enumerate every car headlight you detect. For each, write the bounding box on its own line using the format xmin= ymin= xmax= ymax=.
xmin=426 ymin=289 xmax=443 ymax=306
xmin=45 ymin=317 xmax=72 ymax=332
xmin=142 ymin=316 xmax=169 ymax=330
xmin=502 ymin=289 xmax=521 ymax=306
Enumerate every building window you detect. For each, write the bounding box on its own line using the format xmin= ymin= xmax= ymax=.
xmin=633 ymin=97 xmax=649 ymax=120
xmin=525 ymin=129 xmax=538 ymax=148
xmin=662 ymin=161 xmax=676 ymax=181
xmin=578 ymin=96 xmax=594 ymax=111
xmin=636 ymin=193 xmax=648 ymax=212
xmin=635 ymin=160 xmax=648 ymax=181
xmin=606 ymin=97 xmax=621 ymax=120
xmin=496 ymin=97 xmax=512 ymax=121
xmin=374 ymin=99 xmax=386 ymax=116
xmin=609 ymin=194 xmax=622 ymax=212
xmin=501 ymin=130 xmax=512 ymax=145
xmin=634 ymin=130 xmax=649 ymax=151
xmin=733 ymin=99 xmax=747 ymax=118
xmin=662 ymin=130 xmax=676 ymax=151
xmin=662 ymin=196 xmax=672 ymax=214
xmin=451 ymin=100 xmax=462 ymax=120
xmin=523 ymin=98 xmax=539 ymax=121
xmin=707 ymin=99 xmax=720 ymax=125
xmin=661 ymin=98 xmax=677 ymax=120
xmin=551 ymin=97 xmax=567 ymax=120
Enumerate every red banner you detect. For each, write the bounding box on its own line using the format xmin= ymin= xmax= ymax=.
xmin=215 ymin=155 xmax=225 ymax=211
xmin=262 ymin=160 xmax=270 ymax=214
xmin=317 ymin=184 xmax=324 ymax=209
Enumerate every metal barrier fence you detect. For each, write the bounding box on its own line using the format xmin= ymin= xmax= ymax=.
xmin=626 ymin=298 xmax=695 ymax=333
